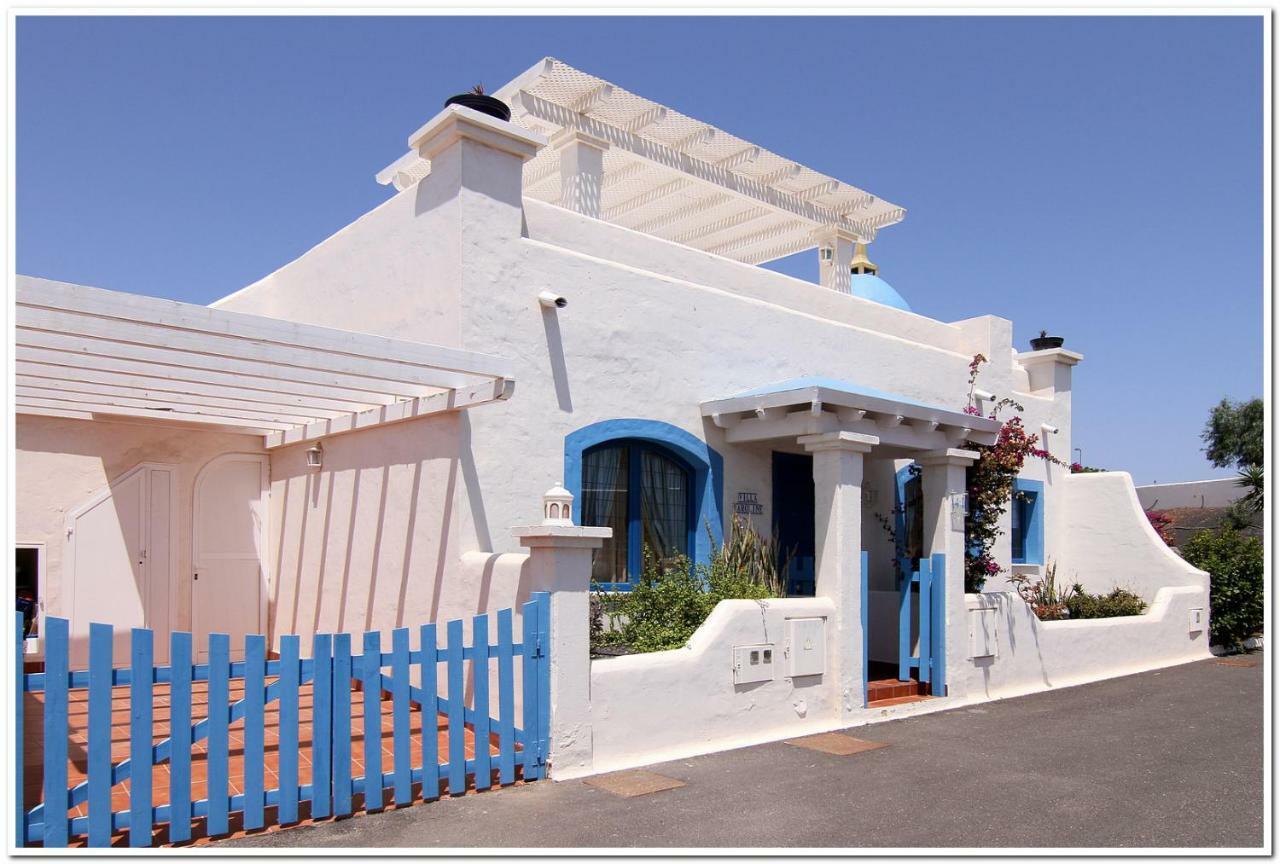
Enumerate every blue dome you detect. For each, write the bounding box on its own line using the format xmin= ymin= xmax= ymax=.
xmin=850 ymin=273 xmax=911 ymax=313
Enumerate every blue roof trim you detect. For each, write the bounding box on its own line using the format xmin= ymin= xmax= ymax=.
xmin=851 ymin=274 xmax=912 ymax=312
xmin=728 ymin=377 xmax=938 ymax=411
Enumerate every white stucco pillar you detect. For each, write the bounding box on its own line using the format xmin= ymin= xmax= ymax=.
xmin=800 ymin=431 xmax=878 ymax=720
xmin=917 ymin=448 xmax=980 ymax=699
xmin=512 ymin=487 xmax=609 ymax=780
xmin=816 ymin=228 xmax=857 ymax=294
xmin=551 ymin=129 xmax=610 ymax=219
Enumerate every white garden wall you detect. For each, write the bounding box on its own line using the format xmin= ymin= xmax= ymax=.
xmin=1055 ymin=471 xmax=1209 ymax=598
xmin=958 ymin=587 xmax=1210 ymax=702
xmin=587 ymin=597 xmax=840 ymax=777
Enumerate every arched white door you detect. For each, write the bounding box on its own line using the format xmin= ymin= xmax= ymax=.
xmin=65 ymin=463 xmax=176 ymax=666
xmin=193 ymin=454 xmax=269 ymax=660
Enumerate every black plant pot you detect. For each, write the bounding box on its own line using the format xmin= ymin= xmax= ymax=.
xmin=1030 ymin=335 xmax=1065 ymax=351
xmin=444 ymin=93 xmax=511 ymax=122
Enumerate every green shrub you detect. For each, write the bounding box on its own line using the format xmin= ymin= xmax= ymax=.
xmin=590 ymin=518 xmax=784 ymax=654
xmin=1181 ymin=527 xmax=1264 ymax=649
xmin=1065 ymin=586 xmax=1147 ymax=619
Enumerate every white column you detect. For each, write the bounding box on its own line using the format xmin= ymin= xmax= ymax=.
xmin=816 ymin=228 xmax=857 ymax=294
xmin=512 ymin=494 xmax=609 ymax=780
xmin=800 ymin=431 xmax=878 ymax=720
xmin=916 ymin=448 xmax=979 ymax=699
xmin=551 ymin=129 xmax=610 ymax=219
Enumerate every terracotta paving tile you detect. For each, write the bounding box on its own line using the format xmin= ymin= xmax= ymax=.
xmin=23 ymin=680 xmax=518 ymax=849
xmin=784 ymin=732 xmax=891 ymax=756
xmin=584 ymin=769 xmax=686 ymax=798
xmin=868 ymin=694 xmax=932 ymax=708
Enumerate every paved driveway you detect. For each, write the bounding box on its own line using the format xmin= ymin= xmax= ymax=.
xmin=227 ymin=655 xmax=1265 ymax=850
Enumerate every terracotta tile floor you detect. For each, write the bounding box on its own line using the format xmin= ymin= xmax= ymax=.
xmin=865 ymin=661 xmax=933 ymax=706
xmin=22 ymin=681 xmax=519 ymax=848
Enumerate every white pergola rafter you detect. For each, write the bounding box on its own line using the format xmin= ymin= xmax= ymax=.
xmin=377 ymin=58 xmax=905 ymax=266
xmin=16 ymin=278 xmax=516 ymax=449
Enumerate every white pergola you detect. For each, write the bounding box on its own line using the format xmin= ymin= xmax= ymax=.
xmin=377 ymin=57 xmax=906 ymax=268
xmin=15 ymin=277 xmax=515 ymax=449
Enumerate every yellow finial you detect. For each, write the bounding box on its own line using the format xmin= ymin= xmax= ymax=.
xmin=851 ymin=242 xmax=878 ymax=276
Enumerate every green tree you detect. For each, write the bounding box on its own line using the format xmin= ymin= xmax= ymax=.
xmin=1201 ymin=397 xmax=1264 ymax=469
xmin=1181 ymin=528 xmax=1264 ymax=649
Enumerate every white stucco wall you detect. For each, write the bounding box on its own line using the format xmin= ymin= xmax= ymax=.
xmin=1135 ymin=477 xmax=1247 ymax=511
xmin=588 ymin=597 xmax=840 ymax=775
xmin=15 ymin=414 xmax=265 ymax=641
xmin=1054 ymin=471 xmax=1208 ymax=598
xmin=958 ymin=587 xmax=1210 ymax=702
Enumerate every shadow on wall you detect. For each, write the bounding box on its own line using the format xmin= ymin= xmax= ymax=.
xmin=267 ymin=412 xmax=524 ymax=648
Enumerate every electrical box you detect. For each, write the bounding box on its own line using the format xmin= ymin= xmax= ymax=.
xmin=732 ymin=644 xmax=775 ymax=685
xmin=783 ymin=617 xmax=826 ymax=678
xmin=968 ymin=608 xmax=998 ymax=659
xmin=1189 ymin=608 xmax=1205 ymax=634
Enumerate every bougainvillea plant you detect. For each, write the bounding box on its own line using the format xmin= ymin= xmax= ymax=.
xmin=1145 ymin=509 xmax=1175 ymax=545
xmin=962 ymin=354 xmax=1071 ymax=592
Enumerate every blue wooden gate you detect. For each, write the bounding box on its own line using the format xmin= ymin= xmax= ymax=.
xmin=898 ymin=553 xmax=945 ymax=694
xmin=15 ymin=592 xmax=551 ymax=848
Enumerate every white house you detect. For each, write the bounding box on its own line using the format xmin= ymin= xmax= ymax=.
xmin=15 ymin=57 xmax=1211 ymax=778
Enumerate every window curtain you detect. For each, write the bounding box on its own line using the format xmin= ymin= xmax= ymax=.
xmin=640 ymin=450 xmax=689 ymax=563
xmin=583 ymin=446 xmax=628 ymax=582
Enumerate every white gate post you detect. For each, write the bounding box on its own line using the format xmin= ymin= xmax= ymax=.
xmin=917 ymin=448 xmax=980 ymax=699
xmin=513 ymin=484 xmax=610 ymax=780
xmin=800 ymin=431 xmax=878 ymax=720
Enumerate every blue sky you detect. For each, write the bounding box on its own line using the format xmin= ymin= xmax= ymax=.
xmin=16 ymin=15 xmax=1263 ymax=483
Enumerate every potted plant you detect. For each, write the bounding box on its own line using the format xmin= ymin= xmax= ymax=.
xmin=1029 ymin=329 xmax=1064 ymax=351
xmin=444 ymin=84 xmax=511 ymax=122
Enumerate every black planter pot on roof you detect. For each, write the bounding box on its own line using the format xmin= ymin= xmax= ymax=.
xmin=1030 ymin=330 xmax=1064 ymax=351
xmin=444 ymin=86 xmax=511 ymax=122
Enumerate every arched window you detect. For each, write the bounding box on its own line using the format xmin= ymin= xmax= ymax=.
xmin=582 ymin=440 xmax=693 ymax=585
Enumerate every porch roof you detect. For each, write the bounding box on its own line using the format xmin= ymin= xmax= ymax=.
xmin=701 ymin=377 xmax=1001 ymax=449
xmin=15 ymin=277 xmax=515 ymax=449
xmin=377 ymin=57 xmax=905 ymax=265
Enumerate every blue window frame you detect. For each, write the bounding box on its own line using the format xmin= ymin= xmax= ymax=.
xmin=565 ymin=419 xmax=724 ymax=589
xmin=1011 ymin=478 xmax=1044 ymax=565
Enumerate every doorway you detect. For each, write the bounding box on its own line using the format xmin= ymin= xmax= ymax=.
xmin=193 ymin=454 xmax=269 ymax=661
xmin=65 ymin=462 xmax=177 ymax=665
xmin=772 ymin=451 xmax=815 ymax=596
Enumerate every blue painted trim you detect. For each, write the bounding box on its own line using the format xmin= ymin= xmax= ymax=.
xmin=1012 ymin=478 xmax=1045 ymax=565
xmin=860 ymin=550 xmax=869 ymax=708
xmin=565 ymin=419 xmax=724 ymax=583
xmin=930 ymin=552 xmax=946 ymax=696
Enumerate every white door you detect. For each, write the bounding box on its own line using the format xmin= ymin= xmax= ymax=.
xmin=193 ymin=454 xmax=269 ymax=660
xmin=65 ymin=463 xmax=176 ymax=666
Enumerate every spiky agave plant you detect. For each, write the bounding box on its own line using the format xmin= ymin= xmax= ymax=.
xmin=706 ymin=516 xmax=789 ymax=597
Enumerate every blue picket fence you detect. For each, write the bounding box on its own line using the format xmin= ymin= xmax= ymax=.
xmin=15 ymin=592 xmax=550 ymax=848
xmin=898 ymin=553 xmax=945 ymax=694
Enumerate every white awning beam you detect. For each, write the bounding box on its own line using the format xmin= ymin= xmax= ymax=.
xmin=16 ymin=277 xmax=516 ymax=447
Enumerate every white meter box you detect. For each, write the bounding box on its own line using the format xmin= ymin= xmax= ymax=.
xmin=784 ymin=617 xmax=826 ymax=678
xmin=732 ymin=644 xmax=775 ymax=685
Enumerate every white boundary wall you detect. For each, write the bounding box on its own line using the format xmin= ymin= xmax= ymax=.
xmin=1135 ymin=477 xmax=1246 ymax=511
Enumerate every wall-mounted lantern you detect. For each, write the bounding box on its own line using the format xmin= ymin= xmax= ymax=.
xmin=306 ymin=441 xmax=324 ymax=470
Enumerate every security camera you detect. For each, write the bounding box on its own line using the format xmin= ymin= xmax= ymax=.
xmin=538 ymin=291 xmax=567 ymax=309
xmin=972 ymin=388 xmax=995 ymax=402
xmin=1042 ymin=424 xmax=1060 ymax=435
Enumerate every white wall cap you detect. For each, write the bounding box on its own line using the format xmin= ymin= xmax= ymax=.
xmin=916 ymin=447 xmax=982 ymax=467
xmin=798 ymin=430 xmax=879 ymax=453
xmin=1015 ymin=347 xmax=1085 ymax=367
xmin=409 ymin=104 xmax=548 ymax=163
xmin=549 ymin=127 xmax=611 ymax=152
xmin=512 ymin=525 xmax=612 ymax=548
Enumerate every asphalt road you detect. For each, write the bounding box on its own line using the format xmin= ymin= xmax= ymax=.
xmin=227 ymin=655 xmax=1265 ymax=850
